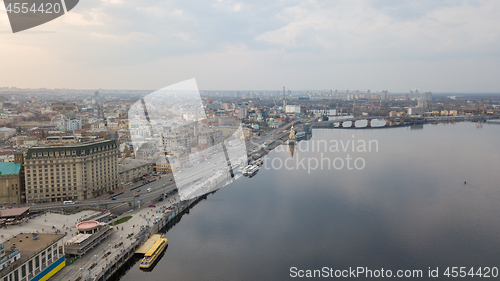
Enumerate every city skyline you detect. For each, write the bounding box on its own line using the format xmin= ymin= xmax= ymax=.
xmin=0 ymin=1 xmax=499 ymax=92
xmin=1 ymin=1 xmax=500 ymax=281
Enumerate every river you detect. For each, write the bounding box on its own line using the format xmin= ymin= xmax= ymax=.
xmin=117 ymin=121 xmax=500 ymax=280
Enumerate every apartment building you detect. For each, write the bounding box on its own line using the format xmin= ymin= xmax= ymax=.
xmin=24 ymin=140 xmax=119 ymax=203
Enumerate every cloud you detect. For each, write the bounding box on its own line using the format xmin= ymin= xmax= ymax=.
xmin=256 ymin=1 xmax=500 ymax=62
xmin=101 ymin=0 xmax=123 ymax=4
xmin=0 ymin=0 xmax=499 ymax=92
xmin=61 ymin=9 xmax=105 ymax=26
xmin=212 ymin=0 xmax=243 ymax=12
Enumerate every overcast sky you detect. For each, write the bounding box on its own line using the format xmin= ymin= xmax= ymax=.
xmin=0 ymin=0 xmax=499 ymax=92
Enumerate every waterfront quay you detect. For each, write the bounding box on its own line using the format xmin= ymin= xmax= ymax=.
xmin=54 ymin=124 xmax=295 ymax=281
xmin=0 ymin=187 xmax=203 ymax=281
xmin=1 ymin=119 xmax=300 ymax=281
xmin=51 ymin=192 xmax=200 ymax=281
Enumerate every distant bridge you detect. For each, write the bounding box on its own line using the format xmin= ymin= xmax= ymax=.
xmin=312 ymin=115 xmax=496 ymax=129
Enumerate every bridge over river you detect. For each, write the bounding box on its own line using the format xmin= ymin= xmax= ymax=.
xmin=312 ymin=115 xmax=496 ymax=129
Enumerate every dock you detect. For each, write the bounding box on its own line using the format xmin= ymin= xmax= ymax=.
xmin=135 ymin=234 xmax=163 ymax=254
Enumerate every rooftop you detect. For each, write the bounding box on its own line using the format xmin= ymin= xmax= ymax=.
xmin=0 ymin=207 xmax=30 ymax=218
xmin=76 ymin=220 xmax=99 ymax=230
xmin=26 ymin=139 xmax=118 ymax=159
xmin=2 ymin=233 xmax=64 ymax=254
xmin=0 ymin=233 xmax=65 ymax=277
xmin=0 ymin=162 xmax=21 ymax=176
xmin=118 ymin=158 xmax=151 ymax=173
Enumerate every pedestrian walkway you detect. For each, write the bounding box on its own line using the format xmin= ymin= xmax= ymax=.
xmin=52 ymin=193 xmax=182 ymax=281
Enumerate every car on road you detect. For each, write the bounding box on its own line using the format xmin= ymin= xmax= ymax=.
xmin=111 ymin=197 xmax=116 ymax=200
xmin=137 ymin=190 xmax=140 ymax=192
xmin=135 ymin=194 xmax=140 ymax=197
xmin=127 ymin=210 xmax=133 ymax=213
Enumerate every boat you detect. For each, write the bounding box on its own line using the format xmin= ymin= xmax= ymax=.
xmin=296 ymin=131 xmax=306 ymax=141
xmin=243 ymin=165 xmax=259 ymax=176
xmin=139 ymin=237 xmax=168 ymax=269
xmin=242 ymin=165 xmax=252 ymax=174
xmin=253 ymin=158 xmax=264 ymax=166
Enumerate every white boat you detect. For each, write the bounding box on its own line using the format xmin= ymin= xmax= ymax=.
xmin=242 ymin=165 xmax=259 ymax=176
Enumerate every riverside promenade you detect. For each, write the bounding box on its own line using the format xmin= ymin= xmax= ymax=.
xmin=0 ymin=190 xmax=190 ymax=281
xmin=50 ymin=192 xmax=188 ymax=281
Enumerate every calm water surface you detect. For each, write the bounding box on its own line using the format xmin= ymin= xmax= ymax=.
xmin=118 ymin=122 xmax=500 ymax=280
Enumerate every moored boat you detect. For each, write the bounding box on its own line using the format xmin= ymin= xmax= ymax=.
xmin=139 ymin=237 xmax=168 ymax=269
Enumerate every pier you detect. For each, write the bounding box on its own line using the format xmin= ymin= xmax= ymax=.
xmin=46 ymin=192 xmax=209 ymax=281
xmin=135 ymin=234 xmax=162 ymax=255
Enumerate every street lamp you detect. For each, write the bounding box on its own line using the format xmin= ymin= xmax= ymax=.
xmin=79 ymin=268 xmax=82 ymax=279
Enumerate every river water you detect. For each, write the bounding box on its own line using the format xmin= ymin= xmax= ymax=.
xmin=117 ymin=122 xmax=500 ymax=280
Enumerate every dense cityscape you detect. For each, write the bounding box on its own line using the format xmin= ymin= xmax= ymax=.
xmin=2 ymin=0 xmax=500 ymax=279
xmin=0 ymin=86 xmax=499 ymax=281
xmin=0 ymin=87 xmax=499 ymax=204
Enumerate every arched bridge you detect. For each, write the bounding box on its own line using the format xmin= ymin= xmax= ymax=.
xmin=312 ymin=116 xmax=426 ymax=129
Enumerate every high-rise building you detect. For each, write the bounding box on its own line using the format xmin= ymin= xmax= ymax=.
xmin=24 ymin=140 xmax=119 ymax=203
xmin=285 ymin=105 xmax=301 ymax=114
xmin=237 ymin=108 xmax=248 ymax=119
xmin=423 ymin=91 xmax=432 ymax=101
xmin=417 ymin=99 xmax=427 ymax=108
xmin=95 ymin=91 xmax=103 ymax=119
xmin=282 ymin=86 xmax=287 ymax=112
xmin=381 ymin=91 xmax=389 ymax=101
